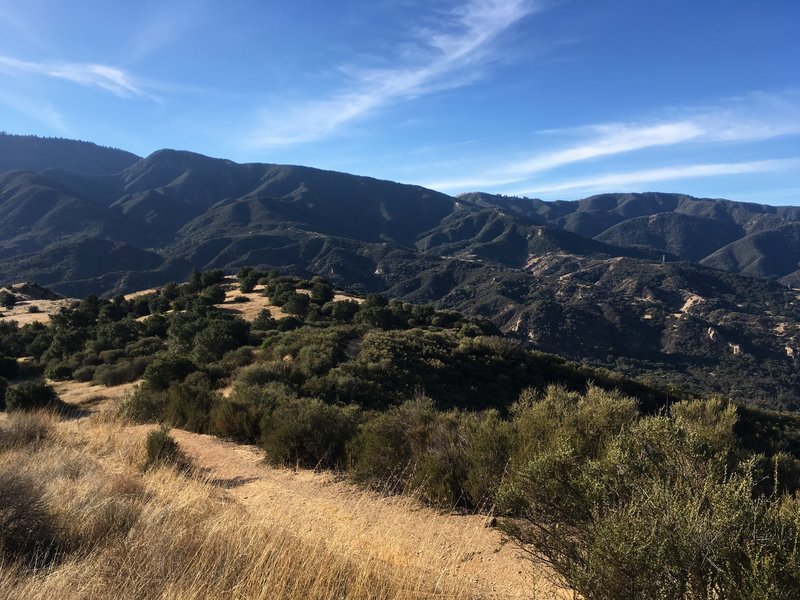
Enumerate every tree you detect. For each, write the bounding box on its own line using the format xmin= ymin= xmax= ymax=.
xmin=142 ymin=354 xmax=196 ymax=390
xmin=0 ymin=291 xmax=16 ymax=308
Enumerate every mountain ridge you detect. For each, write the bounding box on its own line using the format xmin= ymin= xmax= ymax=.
xmin=3 ymin=132 xmax=800 ymax=409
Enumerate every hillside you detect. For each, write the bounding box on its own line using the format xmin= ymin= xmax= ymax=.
xmin=2 ymin=135 xmax=800 ymax=407
xmin=0 ymin=133 xmax=140 ymax=175
xmin=2 ymin=273 xmax=800 ymax=599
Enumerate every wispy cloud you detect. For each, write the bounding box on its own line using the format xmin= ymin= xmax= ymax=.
xmin=515 ymin=158 xmax=800 ymax=196
xmin=0 ymin=54 xmax=157 ymax=99
xmin=127 ymin=0 xmax=207 ymax=62
xmin=0 ymin=91 xmax=70 ymax=134
xmin=424 ymin=91 xmax=800 ymax=192
xmin=250 ymin=0 xmax=540 ymax=147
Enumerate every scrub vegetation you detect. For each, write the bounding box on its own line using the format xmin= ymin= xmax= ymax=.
xmin=2 ymin=269 xmax=800 ymax=598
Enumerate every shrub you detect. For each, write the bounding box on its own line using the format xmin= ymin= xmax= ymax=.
xmin=461 ymin=410 xmax=512 ymax=508
xmin=98 ymin=348 xmax=126 ymax=364
xmin=125 ymin=336 xmax=166 ymax=358
xmin=218 ymin=346 xmax=256 ymax=371
xmin=252 ymin=309 xmax=277 ymax=331
xmin=407 ymin=412 xmax=469 ymax=508
xmin=5 ymin=381 xmax=64 ymax=412
xmin=349 ymin=409 xmax=414 ymax=488
xmin=0 ymin=290 xmax=16 ymax=308
xmin=72 ymin=365 xmax=96 ymax=382
xmin=261 ymin=398 xmax=359 ymax=469
xmin=93 ymin=357 xmax=149 ymax=387
xmin=46 ymin=362 xmax=73 ymax=381
xmin=0 ymin=376 xmax=7 ymax=410
xmin=236 ymin=362 xmax=286 ymax=387
xmin=143 ymin=425 xmax=190 ymax=471
xmin=141 ymin=354 xmax=196 ymax=390
xmin=209 ymin=396 xmax=264 ymax=443
xmin=27 ymin=305 xmax=41 ymax=313
xmin=0 ymin=355 xmax=18 ymax=379
xmin=497 ymin=389 xmax=800 ymax=599
xmin=121 ymin=385 xmax=165 ymax=423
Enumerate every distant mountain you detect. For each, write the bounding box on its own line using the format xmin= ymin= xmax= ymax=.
xmin=464 ymin=191 xmax=800 ymax=278
xmin=3 ymin=133 xmax=800 ymax=409
xmin=0 ymin=133 xmax=140 ymax=175
xmin=701 ymin=223 xmax=800 ymax=282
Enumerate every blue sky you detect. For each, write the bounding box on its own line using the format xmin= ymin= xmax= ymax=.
xmin=0 ymin=0 xmax=798 ymax=204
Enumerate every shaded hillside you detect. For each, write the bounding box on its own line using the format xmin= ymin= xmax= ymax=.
xmin=595 ymin=212 xmax=743 ymax=261
xmin=3 ymin=134 xmax=800 ymax=408
xmin=466 ymin=191 xmax=800 ymax=277
xmin=702 ymin=223 xmax=800 ymax=281
xmin=0 ymin=132 xmax=140 ymax=175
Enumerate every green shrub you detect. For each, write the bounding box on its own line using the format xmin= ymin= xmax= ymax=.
xmin=261 ymin=398 xmax=359 ymax=469
xmin=236 ymin=362 xmax=286 ymax=387
xmin=72 ymin=365 xmax=96 ymax=382
xmin=461 ymin=410 xmax=512 ymax=508
xmin=27 ymin=305 xmax=41 ymax=313
xmin=93 ymin=357 xmax=149 ymax=387
xmin=4 ymin=382 xmax=64 ymax=412
xmin=125 ymin=336 xmax=166 ymax=358
xmin=121 ymin=385 xmax=165 ymax=423
xmin=209 ymin=396 xmax=264 ymax=443
xmin=218 ymin=346 xmax=256 ymax=371
xmin=98 ymin=349 xmax=126 ymax=364
xmin=497 ymin=389 xmax=800 ymax=600
xmin=143 ymin=425 xmax=190 ymax=471
xmin=349 ymin=409 xmax=414 ymax=488
xmin=0 ymin=376 xmax=6 ymax=410
xmin=45 ymin=362 xmax=73 ymax=381
xmin=252 ymin=309 xmax=277 ymax=331
xmin=141 ymin=354 xmax=196 ymax=390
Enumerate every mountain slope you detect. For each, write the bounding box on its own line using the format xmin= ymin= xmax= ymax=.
xmin=0 ymin=132 xmax=140 ymax=175
xmin=3 ymin=134 xmax=800 ymax=409
xmin=701 ymin=223 xmax=800 ymax=280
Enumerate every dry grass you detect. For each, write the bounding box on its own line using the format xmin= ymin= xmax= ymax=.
xmin=0 ymin=411 xmax=483 ymax=600
xmin=0 ymin=299 xmax=74 ymax=325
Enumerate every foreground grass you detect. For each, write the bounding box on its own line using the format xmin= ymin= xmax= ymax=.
xmin=0 ymin=410 xmax=476 ymax=599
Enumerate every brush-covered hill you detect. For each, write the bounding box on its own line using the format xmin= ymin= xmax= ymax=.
xmin=0 ymin=132 xmax=140 ymax=175
xmin=3 ymin=133 xmax=800 ymax=408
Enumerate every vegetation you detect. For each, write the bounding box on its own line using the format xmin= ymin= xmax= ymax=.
xmin=3 ymin=269 xmax=800 ymax=597
xmin=0 ymin=410 xmax=475 ymax=600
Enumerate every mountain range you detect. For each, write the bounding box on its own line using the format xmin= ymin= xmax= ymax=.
xmin=2 ymin=132 xmax=800 ymax=409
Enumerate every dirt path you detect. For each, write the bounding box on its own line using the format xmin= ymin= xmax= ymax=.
xmin=56 ymin=380 xmax=570 ymax=600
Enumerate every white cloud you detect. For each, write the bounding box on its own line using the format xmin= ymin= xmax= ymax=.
xmin=516 ymin=158 xmax=800 ymax=196
xmin=424 ymin=91 xmax=800 ymax=192
xmin=0 ymin=54 xmax=156 ymax=99
xmin=250 ymin=0 xmax=539 ymax=147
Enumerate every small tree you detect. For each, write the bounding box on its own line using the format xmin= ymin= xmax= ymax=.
xmin=0 ymin=291 xmax=16 ymax=309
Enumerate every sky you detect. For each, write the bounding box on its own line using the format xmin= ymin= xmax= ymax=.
xmin=0 ymin=0 xmax=798 ymax=204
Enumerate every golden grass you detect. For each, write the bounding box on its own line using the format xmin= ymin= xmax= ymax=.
xmin=0 ymin=298 xmax=74 ymax=325
xmin=0 ymin=411 xmax=480 ymax=600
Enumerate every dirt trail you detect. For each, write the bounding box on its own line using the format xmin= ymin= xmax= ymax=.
xmin=55 ymin=380 xmax=570 ymax=599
